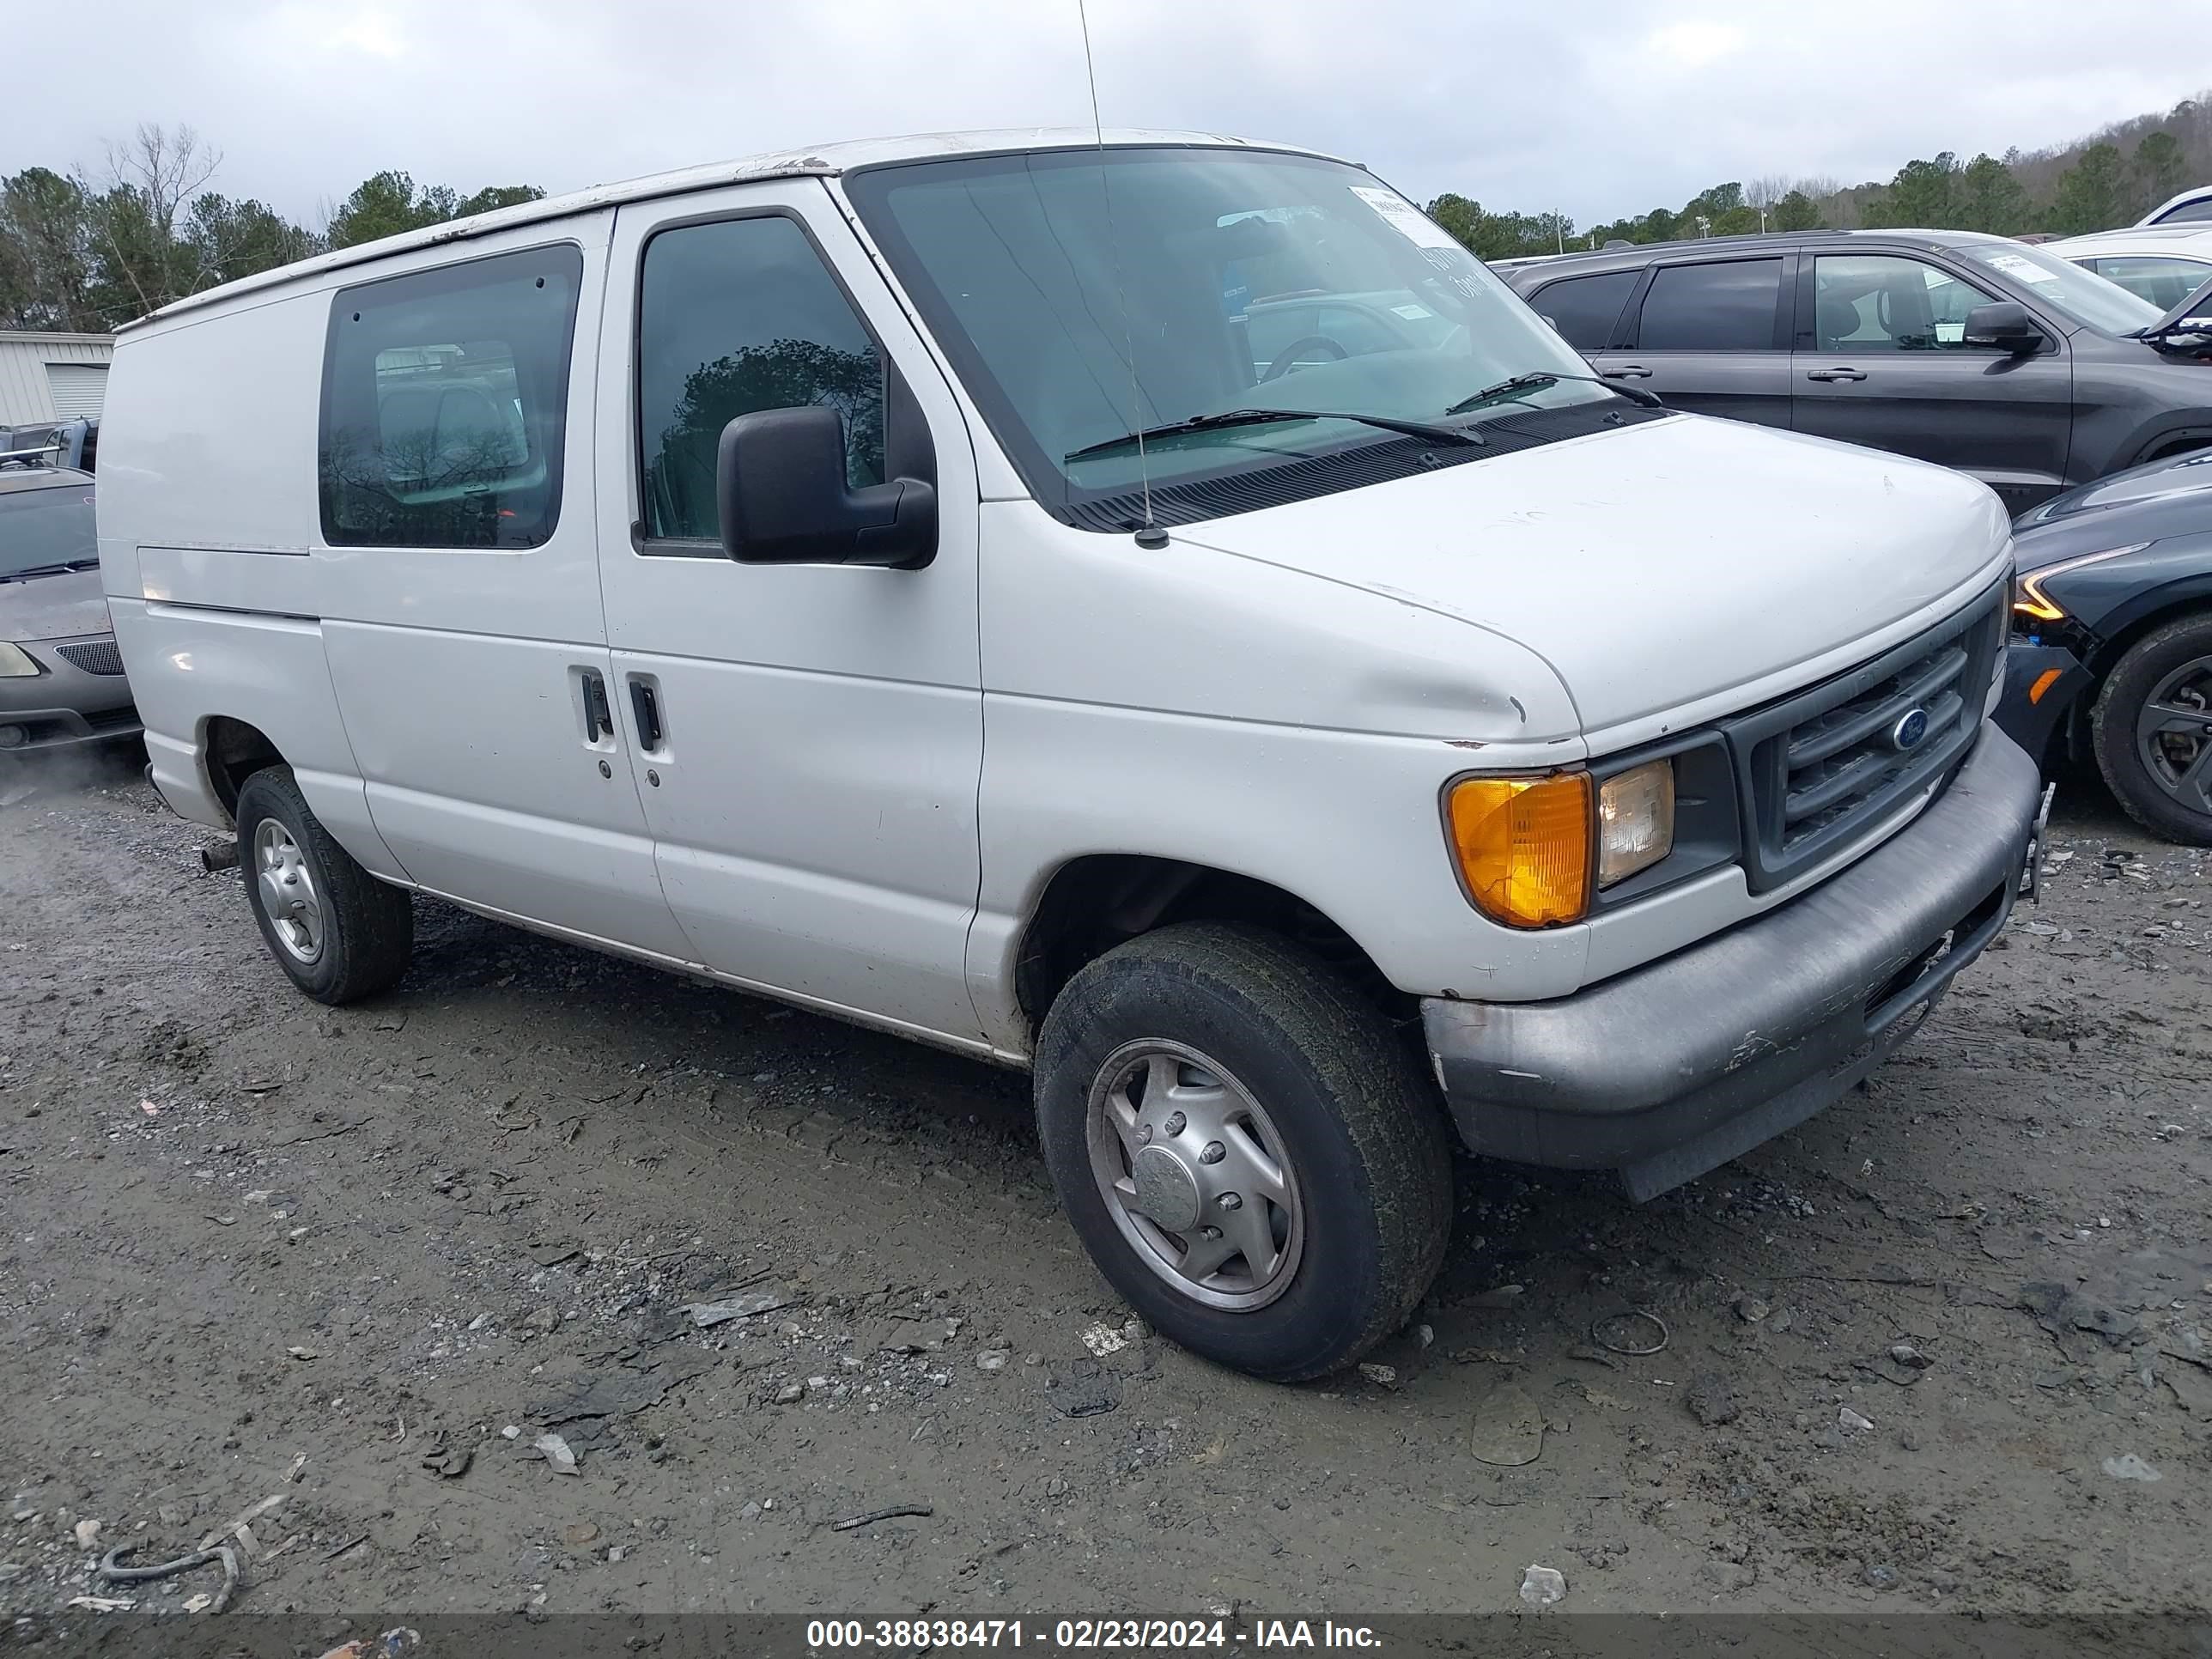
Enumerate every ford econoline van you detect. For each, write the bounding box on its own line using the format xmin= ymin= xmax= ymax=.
xmin=101 ymin=131 xmax=2045 ymax=1380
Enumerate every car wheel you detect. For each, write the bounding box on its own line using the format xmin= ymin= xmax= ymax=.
xmin=2091 ymin=611 xmax=2212 ymax=846
xmin=234 ymin=764 xmax=414 ymax=1003
xmin=1035 ymin=921 xmax=1453 ymax=1382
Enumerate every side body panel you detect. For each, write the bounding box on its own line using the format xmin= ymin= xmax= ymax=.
xmin=592 ymin=179 xmax=988 ymax=1042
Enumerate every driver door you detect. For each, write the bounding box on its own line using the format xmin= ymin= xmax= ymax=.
xmin=1791 ymin=250 xmax=2073 ymax=513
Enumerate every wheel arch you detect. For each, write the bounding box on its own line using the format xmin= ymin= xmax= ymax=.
xmin=200 ymin=714 xmax=287 ymax=820
xmin=1012 ymin=853 xmax=1412 ymax=1032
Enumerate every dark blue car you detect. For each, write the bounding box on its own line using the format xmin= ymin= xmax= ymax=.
xmin=1999 ymin=447 xmax=2212 ymax=842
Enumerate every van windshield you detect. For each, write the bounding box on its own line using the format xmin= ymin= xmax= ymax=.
xmin=845 ymin=147 xmax=1618 ymax=525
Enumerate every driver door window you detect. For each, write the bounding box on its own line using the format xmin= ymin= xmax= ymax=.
xmin=1813 ymin=255 xmax=1995 ymax=351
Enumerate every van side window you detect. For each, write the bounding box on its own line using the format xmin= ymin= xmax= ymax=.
xmin=319 ymin=245 xmax=584 ymax=549
xmin=636 ymin=215 xmax=885 ymax=545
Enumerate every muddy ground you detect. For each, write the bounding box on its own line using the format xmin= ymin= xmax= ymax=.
xmin=1 ymin=746 xmax=2207 ymax=1632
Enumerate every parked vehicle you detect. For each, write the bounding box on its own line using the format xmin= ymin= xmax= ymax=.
xmin=102 ymin=131 xmax=2043 ymax=1381
xmin=0 ymin=418 xmax=98 ymax=473
xmin=2049 ymin=225 xmax=2212 ymax=311
xmin=0 ymin=458 xmax=139 ymax=758
xmin=1502 ymin=229 xmax=2212 ymax=513
xmin=1998 ymin=447 xmax=2212 ymax=843
xmin=2139 ymin=186 xmax=2212 ymax=228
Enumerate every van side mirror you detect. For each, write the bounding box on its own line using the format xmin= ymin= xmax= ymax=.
xmin=714 ymin=404 xmax=937 ymax=568
xmin=1961 ymin=301 xmax=2043 ymax=355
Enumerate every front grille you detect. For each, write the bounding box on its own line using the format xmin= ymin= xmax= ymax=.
xmin=1723 ymin=583 xmax=2006 ymax=893
xmin=56 ymin=639 xmax=125 ymax=676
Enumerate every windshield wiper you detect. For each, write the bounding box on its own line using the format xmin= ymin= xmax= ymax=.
xmin=0 ymin=558 xmax=99 ymax=582
xmin=1446 ymin=371 xmax=1665 ymax=416
xmin=1066 ymin=406 xmax=1483 ymax=463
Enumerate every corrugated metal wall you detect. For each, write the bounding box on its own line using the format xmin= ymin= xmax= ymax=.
xmin=0 ymin=335 xmax=115 ymax=424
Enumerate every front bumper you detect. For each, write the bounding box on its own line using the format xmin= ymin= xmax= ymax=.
xmin=1993 ymin=641 xmax=2089 ymax=766
xmin=0 ymin=634 xmax=141 ymax=755
xmin=1422 ymin=724 xmax=2042 ymax=1200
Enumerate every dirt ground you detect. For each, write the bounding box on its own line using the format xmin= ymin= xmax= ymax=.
xmin=2 ymin=745 xmax=2207 ymax=1631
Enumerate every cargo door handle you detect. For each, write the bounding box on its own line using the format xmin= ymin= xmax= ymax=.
xmin=629 ymin=678 xmax=664 ymax=751
xmin=580 ymin=671 xmax=614 ymax=741
xmin=1805 ymin=366 xmax=1868 ymax=382
xmin=1602 ymin=364 xmax=1652 ymax=380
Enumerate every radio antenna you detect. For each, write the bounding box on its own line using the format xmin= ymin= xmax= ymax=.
xmin=1076 ymin=0 xmax=1165 ymax=548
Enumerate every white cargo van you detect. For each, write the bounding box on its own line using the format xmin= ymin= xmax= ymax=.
xmin=102 ymin=131 xmax=2044 ymax=1380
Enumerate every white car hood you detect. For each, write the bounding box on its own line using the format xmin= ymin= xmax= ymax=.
xmin=1170 ymin=412 xmax=2013 ymax=744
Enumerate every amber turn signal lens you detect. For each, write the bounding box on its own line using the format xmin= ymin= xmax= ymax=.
xmin=1446 ymin=771 xmax=1592 ymax=927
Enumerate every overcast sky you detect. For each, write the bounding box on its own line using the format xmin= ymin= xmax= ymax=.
xmin=5 ymin=1 xmax=2203 ymax=228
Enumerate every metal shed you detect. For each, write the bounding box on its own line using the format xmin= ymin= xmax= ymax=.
xmin=0 ymin=331 xmax=114 ymax=424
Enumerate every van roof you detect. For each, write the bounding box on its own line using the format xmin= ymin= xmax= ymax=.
xmin=128 ymin=128 xmax=1335 ymax=331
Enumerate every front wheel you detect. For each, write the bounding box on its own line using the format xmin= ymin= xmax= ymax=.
xmin=234 ymin=765 xmax=414 ymax=1003
xmin=1034 ymin=923 xmax=1453 ymax=1382
xmin=2091 ymin=612 xmax=2212 ymax=846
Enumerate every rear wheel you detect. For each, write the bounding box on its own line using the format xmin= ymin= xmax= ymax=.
xmin=234 ymin=765 xmax=414 ymax=1003
xmin=2091 ymin=612 xmax=2212 ymax=846
xmin=1035 ymin=922 xmax=1453 ymax=1382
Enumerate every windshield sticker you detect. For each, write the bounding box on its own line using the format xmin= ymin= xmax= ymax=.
xmin=1349 ymin=186 xmax=1462 ymax=252
xmin=1390 ymin=302 xmax=1434 ymax=319
xmin=1986 ymin=252 xmax=2058 ymax=284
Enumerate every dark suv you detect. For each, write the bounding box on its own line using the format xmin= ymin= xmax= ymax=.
xmin=1502 ymin=230 xmax=2212 ymax=513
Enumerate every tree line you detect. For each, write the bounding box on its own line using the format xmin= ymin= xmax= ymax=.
xmin=7 ymin=96 xmax=2209 ymax=330
xmin=1429 ymin=94 xmax=2209 ymax=260
xmin=0 ymin=125 xmax=544 ymax=333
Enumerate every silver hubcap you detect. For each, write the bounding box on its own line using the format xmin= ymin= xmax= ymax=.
xmin=253 ymin=819 xmax=324 ymax=964
xmin=1085 ymin=1040 xmax=1304 ymax=1312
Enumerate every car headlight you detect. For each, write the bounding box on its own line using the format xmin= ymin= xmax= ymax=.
xmin=1596 ymin=759 xmax=1676 ymax=886
xmin=0 ymin=641 xmax=41 ymax=678
xmin=1445 ymin=757 xmax=1676 ymax=927
xmin=2013 ymin=544 xmax=2149 ymax=623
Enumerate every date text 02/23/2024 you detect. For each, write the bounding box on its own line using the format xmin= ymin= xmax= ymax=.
xmin=803 ymin=1620 xmax=1384 ymax=1650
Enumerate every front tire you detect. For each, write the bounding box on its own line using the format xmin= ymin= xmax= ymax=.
xmin=1035 ymin=922 xmax=1453 ymax=1382
xmin=234 ymin=765 xmax=414 ymax=1004
xmin=2091 ymin=612 xmax=2212 ymax=846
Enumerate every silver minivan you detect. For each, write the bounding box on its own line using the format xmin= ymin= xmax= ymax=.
xmin=101 ymin=131 xmax=2043 ymax=1380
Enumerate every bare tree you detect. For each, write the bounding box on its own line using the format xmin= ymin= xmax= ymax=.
xmin=84 ymin=123 xmax=222 ymax=317
xmin=1745 ymin=175 xmax=1790 ymax=211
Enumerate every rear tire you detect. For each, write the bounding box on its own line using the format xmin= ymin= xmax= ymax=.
xmin=1035 ymin=922 xmax=1453 ymax=1382
xmin=2091 ymin=612 xmax=2212 ymax=846
xmin=234 ymin=765 xmax=413 ymax=1003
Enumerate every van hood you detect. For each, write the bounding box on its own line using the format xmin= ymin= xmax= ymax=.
xmin=1169 ymin=411 xmax=2012 ymax=741
xmin=1 ymin=565 xmax=112 ymax=642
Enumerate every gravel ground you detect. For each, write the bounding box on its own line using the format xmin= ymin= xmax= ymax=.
xmin=1 ymin=746 xmax=2208 ymax=1629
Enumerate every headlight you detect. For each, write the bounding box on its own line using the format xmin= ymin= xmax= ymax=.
xmin=1596 ymin=759 xmax=1675 ymax=886
xmin=2013 ymin=544 xmax=2149 ymax=623
xmin=1444 ymin=757 xmax=1678 ymax=927
xmin=0 ymin=641 xmax=41 ymax=678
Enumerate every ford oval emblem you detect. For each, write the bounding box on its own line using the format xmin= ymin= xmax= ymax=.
xmin=1890 ymin=708 xmax=1930 ymax=752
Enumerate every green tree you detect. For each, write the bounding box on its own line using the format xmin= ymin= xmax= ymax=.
xmin=1424 ymin=192 xmax=1481 ymax=252
xmin=1955 ymin=154 xmax=2028 ymax=235
xmin=2051 ymin=143 xmax=2128 ymax=234
xmin=1771 ymin=189 xmax=1822 ymax=232
xmin=2131 ymin=131 xmax=2187 ymax=218
xmin=328 ymin=173 xmax=549 ymax=249
xmin=185 ymin=194 xmax=318 ymax=288
xmin=0 ymin=167 xmax=96 ymax=330
xmin=1868 ymin=152 xmax=1961 ymax=228
xmin=457 ymin=185 xmax=546 ymax=218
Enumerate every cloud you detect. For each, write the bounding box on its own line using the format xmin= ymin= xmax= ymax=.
xmin=0 ymin=0 xmax=2198 ymax=232
xmin=1644 ymin=20 xmax=1747 ymax=70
